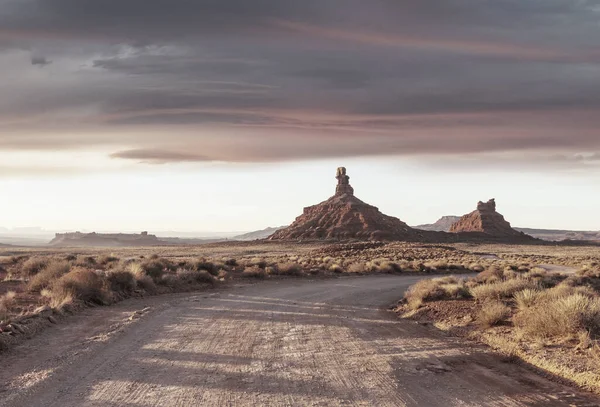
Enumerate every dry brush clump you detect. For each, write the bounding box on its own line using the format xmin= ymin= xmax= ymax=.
xmin=404 ymin=276 xmax=471 ymax=310
xmin=477 ymin=300 xmax=511 ymax=328
xmin=28 ymin=260 xmax=71 ymax=292
xmin=403 ymin=265 xmax=600 ymax=340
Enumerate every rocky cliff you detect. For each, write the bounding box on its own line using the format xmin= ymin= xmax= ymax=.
xmin=449 ymin=199 xmax=533 ymax=239
xmin=269 ymin=168 xmax=422 ymax=241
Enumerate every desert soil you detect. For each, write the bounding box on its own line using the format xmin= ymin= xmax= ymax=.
xmin=0 ymin=275 xmax=598 ymax=407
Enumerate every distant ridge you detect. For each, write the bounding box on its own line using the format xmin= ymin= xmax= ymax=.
xmin=415 ymin=216 xmax=461 ymax=232
xmin=233 ymin=226 xmax=286 ymax=241
xmin=50 ymin=231 xmax=166 ymax=247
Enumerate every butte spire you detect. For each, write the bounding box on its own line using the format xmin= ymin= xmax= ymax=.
xmin=269 ymin=167 xmax=421 ymax=241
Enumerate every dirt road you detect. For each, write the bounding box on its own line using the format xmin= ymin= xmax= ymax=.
xmin=0 ymin=275 xmax=597 ymax=406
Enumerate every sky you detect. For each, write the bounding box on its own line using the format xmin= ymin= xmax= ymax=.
xmin=1 ymin=0 xmax=600 ymax=233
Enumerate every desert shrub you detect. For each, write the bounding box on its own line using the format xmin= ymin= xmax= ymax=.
xmin=515 ymin=294 xmax=600 ymax=339
xmin=377 ymin=261 xmax=402 ymax=273
xmin=106 ymin=269 xmax=137 ymax=293
xmin=74 ymin=256 xmax=97 ymax=268
xmin=159 ymin=274 xmax=180 ymax=287
xmin=514 ymin=288 xmax=542 ymax=310
xmin=125 ymin=263 xmax=155 ymax=293
xmin=477 ymin=301 xmax=511 ymax=328
xmin=329 ymin=264 xmax=344 ymax=273
xmin=50 ymin=268 xmax=111 ymax=306
xmin=249 ymin=258 xmax=268 ymax=269
xmin=470 ymin=278 xmax=539 ymax=301
xmin=193 ymin=259 xmax=219 ymax=276
xmin=405 ymin=277 xmax=470 ymax=310
xmin=475 ymin=266 xmax=505 ymax=283
xmin=272 ymin=262 xmax=303 ymax=276
xmin=140 ymin=258 xmax=176 ymax=281
xmin=177 ymin=269 xmax=216 ymax=285
xmin=0 ymin=291 xmax=16 ymax=321
xmin=224 ymin=258 xmax=238 ymax=267
xmin=22 ymin=257 xmax=49 ymax=276
xmin=64 ymin=254 xmax=77 ymax=261
xmin=424 ymin=261 xmax=450 ymax=271
xmin=242 ymin=266 xmax=267 ymax=279
xmin=98 ymin=254 xmax=120 ymax=266
xmin=347 ymin=262 xmax=366 ymax=273
xmin=28 ymin=260 xmax=71 ymax=292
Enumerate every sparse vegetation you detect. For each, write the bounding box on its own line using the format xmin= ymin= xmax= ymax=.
xmin=400 ymin=262 xmax=600 ymax=393
xmin=477 ymin=300 xmax=510 ymax=328
xmin=28 ymin=260 xmax=71 ymax=292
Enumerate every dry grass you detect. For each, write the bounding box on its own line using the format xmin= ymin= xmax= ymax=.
xmin=515 ymin=293 xmax=600 ymax=339
xmin=22 ymin=257 xmax=49 ymax=276
xmin=405 ymin=276 xmax=470 ymax=310
xmin=0 ymin=291 xmax=16 ymax=321
xmin=50 ymin=268 xmax=111 ymax=307
xmin=477 ymin=300 xmax=511 ymax=328
xmin=242 ymin=266 xmax=267 ymax=279
xmin=176 ymin=269 xmax=216 ymax=286
xmin=268 ymin=262 xmax=303 ymax=276
xmin=470 ymin=277 xmax=540 ymax=301
xmin=106 ymin=269 xmax=137 ymax=293
xmin=28 ymin=260 xmax=71 ymax=292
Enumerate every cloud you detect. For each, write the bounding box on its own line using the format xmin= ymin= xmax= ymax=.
xmin=31 ymin=55 xmax=51 ymax=66
xmin=109 ymin=149 xmax=211 ymax=164
xmin=1 ymin=1 xmax=600 ymax=167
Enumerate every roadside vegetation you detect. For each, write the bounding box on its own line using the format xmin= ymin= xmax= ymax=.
xmin=2 ymin=240 xmax=600 ymax=357
xmin=399 ymin=265 xmax=600 ymax=394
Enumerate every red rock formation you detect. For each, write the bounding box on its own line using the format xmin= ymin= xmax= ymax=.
xmin=450 ymin=199 xmax=532 ymax=238
xmin=269 ymin=168 xmax=421 ymax=241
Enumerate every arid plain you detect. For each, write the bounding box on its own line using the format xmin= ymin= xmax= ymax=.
xmin=0 ymin=239 xmax=599 ymax=406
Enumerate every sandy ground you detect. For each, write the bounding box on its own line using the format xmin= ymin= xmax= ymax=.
xmin=0 ymin=275 xmax=598 ymax=407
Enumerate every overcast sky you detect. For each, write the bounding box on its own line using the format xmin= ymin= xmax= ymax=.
xmin=1 ymin=1 xmax=600 ymax=232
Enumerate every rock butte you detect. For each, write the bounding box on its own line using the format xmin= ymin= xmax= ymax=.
xmin=450 ymin=198 xmax=533 ymax=239
xmin=269 ymin=167 xmax=422 ymax=241
xmin=50 ymin=231 xmax=163 ymax=247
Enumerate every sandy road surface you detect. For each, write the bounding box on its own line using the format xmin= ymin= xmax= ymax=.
xmin=0 ymin=276 xmax=598 ymax=407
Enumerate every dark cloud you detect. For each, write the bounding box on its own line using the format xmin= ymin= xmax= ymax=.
xmin=31 ymin=55 xmax=51 ymax=66
xmin=1 ymin=1 xmax=600 ymax=166
xmin=109 ymin=149 xmax=211 ymax=164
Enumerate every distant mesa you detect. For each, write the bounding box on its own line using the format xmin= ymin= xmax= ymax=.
xmin=415 ymin=216 xmax=461 ymax=232
xmin=50 ymin=231 xmax=165 ymax=247
xmin=233 ymin=226 xmax=287 ymax=241
xmin=450 ymin=199 xmax=534 ymax=239
xmin=269 ymin=167 xmax=422 ymax=241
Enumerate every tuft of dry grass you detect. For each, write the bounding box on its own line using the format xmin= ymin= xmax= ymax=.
xmin=176 ymin=269 xmax=216 ymax=285
xmin=269 ymin=262 xmax=303 ymax=276
xmin=242 ymin=266 xmax=267 ymax=279
xmin=0 ymin=291 xmax=16 ymax=321
xmin=514 ymin=288 xmax=542 ymax=310
xmin=405 ymin=276 xmax=470 ymax=310
xmin=140 ymin=258 xmax=176 ymax=281
xmin=515 ymin=293 xmax=600 ymax=339
xmin=477 ymin=300 xmax=511 ymax=328
xmin=50 ymin=268 xmax=111 ymax=307
xmin=470 ymin=278 xmax=539 ymax=301
xmin=28 ymin=260 xmax=71 ymax=292
xmin=106 ymin=269 xmax=137 ymax=293
xmin=22 ymin=257 xmax=49 ymax=276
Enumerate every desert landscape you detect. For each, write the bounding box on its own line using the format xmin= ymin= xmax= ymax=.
xmin=3 ymin=1 xmax=600 ymax=405
xmin=0 ymin=168 xmax=599 ymax=406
